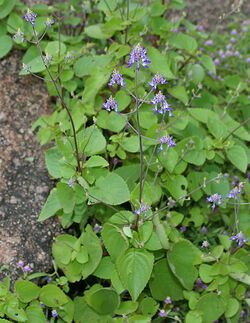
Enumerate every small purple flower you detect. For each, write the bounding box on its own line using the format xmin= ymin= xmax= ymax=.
xmin=214 ymin=58 xmax=220 ymax=66
xmin=45 ymin=276 xmax=52 ymax=283
xmin=108 ymin=69 xmax=125 ymax=87
xmin=134 ymin=203 xmax=151 ymax=216
xmin=218 ymin=50 xmax=225 ymax=59
xmin=195 ymin=278 xmax=208 ymax=290
xmin=51 ymin=310 xmax=58 ymax=318
xmin=93 ymin=223 xmax=102 ymax=233
xmin=17 ymin=260 xmax=24 ymax=268
xmin=225 ymin=50 xmax=232 ymax=57
xmin=226 ymin=44 xmax=232 ymax=50
xmin=246 ymin=58 xmax=250 ymax=64
xmin=164 ymin=296 xmax=172 ymax=304
xmin=23 ymin=265 xmax=32 ymax=273
xmin=231 ymin=29 xmax=238 ymax=35
xmin=242 ymin=26 xmax=248 ymax=32
xmin=201 ymin=226 xmax=207 ymax=235
xmin=151 ymin=91 xmax=173 ymax=116
xmin=230 ymin=37 xmax=236 ymax=43
xmin=127 ymin=44 xmax=150 ymax=70
xmin=159 ymin=135 xmax=176 ymax=151
xmin=227 ymin=182 xmax=244 ymax=200
xmin=158 ymin=309 xmax=167 ymax=317
xmin=45 ymin=17 xmax=55 ymax=28
xmin=230 ymin=231 xmax=248 ymax=247
xmin=149 ymin=73 xmax=167 ymax=90
xmin=179 ymin=225 xmax=187 ymax=233
xmin=234 ymin=51 xmax=240 ymax=57
xmin=67 ymin=178 xmax=75 ymax=188
xmin=23 ymin=9 xmax=37 ymax=26
xmin=197 ymin=25 xmax=204 ymax=32
xmin=204 ymin=39 xmax=213 ymax=46
xmin=103 ymin=96 xmax=119 ymax=112
xmin=207 ymin=193 xmax=222 ymax=210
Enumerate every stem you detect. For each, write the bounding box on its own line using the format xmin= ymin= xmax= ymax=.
xmin=124 ymin=0 xmax=130 ymax=44
xmin=222 ymin=116 xmax=250 ymax=143
xmin=135 ymin=69 xmax=143 ymax=205
xmin=32 ymin=27 xmax=82 ymax=172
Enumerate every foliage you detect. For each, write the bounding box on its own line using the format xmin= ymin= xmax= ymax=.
xmin=0 ymin=0 xmax=250 ymax=322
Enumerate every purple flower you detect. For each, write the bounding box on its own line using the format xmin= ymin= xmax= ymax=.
xmin=23 ymin=265 xmax=32 ymax=273
xmin=214 ymin=58 xmax=220 ymax=66
xmin=197 ymin=25 xmax=204 ymax=32
xmin=151 ymin=91 xmax=173 ymax=116
xmin=230 ymin=37 xmax=236 ymax=43
xmin=17 ymin=260 xmax=24 ymax=268
xmin=45 ymin=17 xmax=55 ymax=28
xmin=23 ymin=9 xmax=37 ymax=26
xmin=108 ymin=69 xmax=126 ymax=87
xmin=179 ymin=225 xmax=187 ymax=233
xmin=134 ymin=203 xmax=151 ymax=216
xmin=242 ymin=26 xmax=248 ymax=32
xmin=103 ymin=96 xmax=119 ymax=112
xmin=207 ymin=193 xmax=222 ymax=210
xmin=158 ymin=309 xmax=167 ymax=317
xmin=246 ymin=58 xmax=250 ymax=63
xmin=195 ymin=278 xmax=208 ymax=290
xmin=230 ymin=231 xmax=248 ymax=247
xmin=149 ymin=73 xmax=167 ymax=90
xmin=226 ymin=44 xmax=232 ymax=50
xmin=234 ymin=51 xmax=240 ymax=57
xmin=164 ymin=296 xmax=172 ymax=304
xmin=67 ymin=178 xmax=75 ymax=188
xmin=227 ymin=182 xmax=244 ymax=200
xmin=93 ymin=223 xmax=102 ymax=233
xmin=45 ymin=276 xmax=52 ymax=283
xmin=201 ymin=226 xmax=207 ymax=235
xmin=51 ymin=310 xmax=58 ymax=318
xmin=159 ymin=135 xmax=176 ymax=151
xmin=127 ymin=44 xmax=150 ymax=70
xmin=204 ymin=39 xmax=213 ymax=46
xmin=231 ymin=29 xmax=238 ymax=35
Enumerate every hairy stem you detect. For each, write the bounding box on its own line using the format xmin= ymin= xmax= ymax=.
xmin=33 ymin=27 xmax=82 ymax=172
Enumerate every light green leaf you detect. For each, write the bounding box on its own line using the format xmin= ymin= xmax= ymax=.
xmin=0 ymin=0 xmax=16 ymax=19
xmin=86 ymin=288 xmax=120 ymax=315
xmin=57 ymin=182 xmax=76 ymax=214
xmin=168 ymin=85 xmax=189 ymax=104
xmin=15 ymin=280 xmax=40 ymax=303
xmin=0 ymin=35 xmax=12 ymax=59
xmin=170 ymin=33 xmax=197 ymax=53
xmin=89 ymin=172 xmax=130 ymax=205
xmin=226 ymin=145 xmax=248 ymax=172
xmin=102 ymin=223 xmax=129 ymax=261
xmin=38 ymin=188 xmax=61 ymax=221
xmin=85 ymin=156 xmax=109 ymax=168
xmin=148 ymin=46 xmax=175 ymax=79
xmin=39 ymin=285 xmax=68 ymax=307
xmin=200 ymin=55 xmax=216 ymax=74
xmin=25 ymin=302 xmax=47 ymax=323
xmin=80 ymin=126 xmax=106 ymax=156
xmin=195 ymin=293 xmax=225 ymax=323
xmin=116 ymin=248 xmax=154 ymax=301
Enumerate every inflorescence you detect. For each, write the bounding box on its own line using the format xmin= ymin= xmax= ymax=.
xmin=151 ymin=91 xmax=173 ymax=116
xmin=127 ymin=44 xmax=150 ymax=70
xmin=23 ymin=9 xmax=37 ymax=26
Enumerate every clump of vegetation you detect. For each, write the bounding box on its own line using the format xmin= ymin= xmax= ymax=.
xmin=0 ymin=0 xmax=249 ymax=322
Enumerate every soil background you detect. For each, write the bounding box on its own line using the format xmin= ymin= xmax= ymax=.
xmin=1 ymin=0 xmax=250 ymax=282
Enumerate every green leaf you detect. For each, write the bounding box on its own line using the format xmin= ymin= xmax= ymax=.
xmin=168 ymin=85 xmax=188 ymax=104
xmin=86 ymin=288 xmax=120 ymax=315
xmin=45 ymin=41 xmax=66 ymax=58
xmin=25 ymin=302 xmax=47 ymax=323
xmin=149 ymin=259 xmax=184 ymax=301
xmin=225 ymin=298 xmax=240 ymax=318
xmin=57 ymin=182 xmax=76 ymax=214
xmin=38 ymin=188 xmax=61 ymax=221
xmin=80 ymin=126 xmax=106 ymax=156
xmin=164 ymin=174 xmax=187 ymax=201
xmin=96 ymin=110 xmax=126 ymax=133
xmin=81 ymin=226 xmax=103 ymax=279
xmin=148 ymin=46 xmax=175 ymax=79
xmin=0 ymin=35 xmax=12 ymax=59
xmin=185 ymin=311 xmax=203 ymax=323
xmin=230 ymin=272 xmax=250 ymax=285
xmin=226 ymin=145 xmax=248 ymax=172
xmin=187 ymin=64 xmax=205 ymax=84
xmin=45 ymin=147 xmax=62 ymax=178
xmin=89 ymin=172 xmax=130 ymax=205
xmin=195 ymin=293 xmax=225 ymax=323
xmin=102 ymin=223 xmax=129 ymax=261
xmin=84 ymin=24 xmax=111 ymax=39
xmin=131 ymin=181 xmax=162 ymax=206
xmin=116 ymin=248 xmax=154 ymax=301
xmin=200 ymin=55 xmax=216 ymax=74
xmin=85 ymin=156 xmax=109 ymax=168
xmin=15 ymin=280 xmax=40 ymax=303
xmin=93 ymin=257 xmax=115 ymax=279
xmin=207 ymin=117 xmax=228 ymax=139
xmin=170 ymin=33 xmax=197 ymax=53
xmin=0 ymin=0 xmax=16 ymax=19
xmin=115 ymin=301 xmax=138 ymax=315
xmin=74 ymin=55 xmax=112 ymax=77
xmin=39 ymin=284 xmax=68 ymax=307
xmin=168 ymin=240 xmax=201 ymax=290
